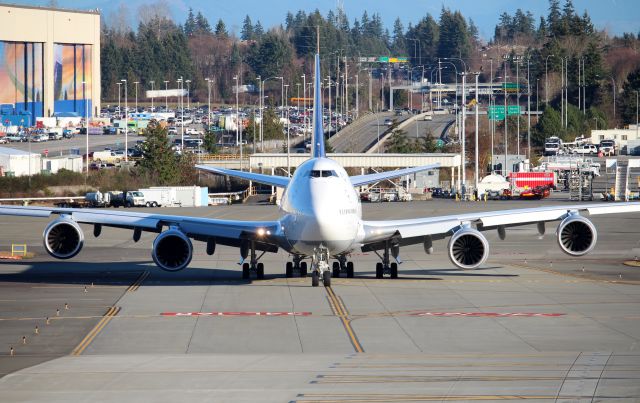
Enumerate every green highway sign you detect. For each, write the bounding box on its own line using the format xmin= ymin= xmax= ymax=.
xmin=502 ymin=83 xmax=520 ymax=89
xmin=488 ymin=106 xmax=505 ymax=121
xmin=507 ymin=105 xmax=521 ymax=115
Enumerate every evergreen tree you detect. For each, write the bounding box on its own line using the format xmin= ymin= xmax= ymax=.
xmin=194 ymin=11 xmax=211 ymax=35
xmin=533 ymin=104 xmax=563 ymax=144
xmin=139 ymin=121 xmax=180 ymax=185
xmin=254 ymin=21 xmax=264 ymax=39
xmin=184 ymin=8 xmax=196 ymax=36
xmin=241 ymin=15 xmax=254 ymax=40
xmin=214 ymin=19 xmax=228 ymax=39
xmin=621 ymin=67 xmax=640 ymax=125
xmin=391 ymin=18 xmax=405 ymax=54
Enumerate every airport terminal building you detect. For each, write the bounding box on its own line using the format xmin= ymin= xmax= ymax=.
xmin=0 ymin=3 xmax=100 ymax=126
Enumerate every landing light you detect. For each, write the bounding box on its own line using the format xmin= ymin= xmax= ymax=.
xmin=257 ymin=228 xmax=266 ymax=236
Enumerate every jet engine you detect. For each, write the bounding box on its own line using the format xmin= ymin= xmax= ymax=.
xmin=556 ymin=214 xmax=597 ymax=256
xmin=152 ymin=229 xmax=193 ymax=271
xmin=448 ymin=227 xmax=489 ymax=269
xmin=43 ymin=218 xmax=84 ymax=259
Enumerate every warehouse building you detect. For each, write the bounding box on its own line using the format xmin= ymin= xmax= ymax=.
xmin=0 ymin=3 xmax=100 ymax=126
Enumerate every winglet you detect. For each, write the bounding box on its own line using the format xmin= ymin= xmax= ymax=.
xmin=312 ymin=52 xmax=325 ymax=158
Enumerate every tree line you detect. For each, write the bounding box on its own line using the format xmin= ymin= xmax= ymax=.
xmin=100 ymin=0 xmax=640 ymax=139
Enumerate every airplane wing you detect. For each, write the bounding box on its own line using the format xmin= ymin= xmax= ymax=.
xmin=361 ymin=202 xmax=640 ymax=245
xmin=0 ymin=204 xmax=282 ymax=251
xmin=196 ymin=165 xmax=290 ymax=188
xmin=350 ymin=163 xmax=440 ymax=187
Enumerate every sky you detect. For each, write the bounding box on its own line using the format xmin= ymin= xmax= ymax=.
xmin=9 ymin=0 xmax=640 ymax=40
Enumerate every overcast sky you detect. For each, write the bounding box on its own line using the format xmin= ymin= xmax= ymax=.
xmin=12 ymin=0 xmax=640 ymax=39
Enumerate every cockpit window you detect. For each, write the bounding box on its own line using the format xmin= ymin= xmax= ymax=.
xmin=310 ymin=170 xmax=337 ymax=178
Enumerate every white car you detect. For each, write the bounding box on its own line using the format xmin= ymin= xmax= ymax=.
xmin=0 ymin=136 xmax=7 ymax=144
xmin=572 ymin=144 xmax=598 ymax=155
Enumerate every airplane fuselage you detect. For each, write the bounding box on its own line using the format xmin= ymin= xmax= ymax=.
xmin=279 ymin=157 xmax=363 ymax=256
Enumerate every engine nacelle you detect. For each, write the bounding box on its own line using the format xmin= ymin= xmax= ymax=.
xmin=448 ymin=227 xmax=489 ymax=269
xmin=152 ymin=229 xmax=193 ymax=271
xmin=556 ymin=214 xmax=597 ymax=256
xmin=43 ymin=218 xmax=84 ymax=259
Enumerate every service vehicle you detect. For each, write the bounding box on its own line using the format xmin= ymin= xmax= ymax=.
xmin=572 ymin=144 xmax=598 ymax=155
xmin=599 ymin=140 xmax=616 ymax=156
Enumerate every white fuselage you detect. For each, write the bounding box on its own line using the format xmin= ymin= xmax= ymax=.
xmin=279 ymin=157 xmax=364 ymax=256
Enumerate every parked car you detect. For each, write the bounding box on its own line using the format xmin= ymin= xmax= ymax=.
xmin=0 ymin=136 xmax=8 ymax=144
xmin=384 ymin=118 xmax=393 ymax=126
xmin=572 ymin=144 xmax=598 ymax=155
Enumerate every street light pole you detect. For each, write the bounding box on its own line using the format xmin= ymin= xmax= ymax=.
xmin=527 ymin=58 xmax=531 ymax=160
xmin=611 ymin=76 xmax=617 ymax=127
xmin=134 ymin=81 xmax=139 ymax=112
xmin=545 ymin=54 xmax=554 ymax=104
xmin=205 ymin=77 xmax=211 ymax=131
xmin=150 ymin=81 xmax=154 ymax=111
xmin=186 ymin=80 xmax=191 ymax=111
xmin=284 ymin=83 xmax=290 ymax=176
xmin=177 ymin=77 xmax=184 ymax=153
xmin=503 ymin=59 xmax=509 ymax=177
xmin=121 ymin=79 xmax=128 ymax=162
xmin=461 ymin=72 xmax=467 ymax=196
xmin=117 ymin=82 xmax=121 ymax=119
xmin=233 ymin=75 xmax=241 ymax=170
xmin=302 ymin=74 xmax=306 ymax=143
xmin=474 ymin=71 xmax=479 ymax=192
xmin=83 ymin=81 xmax=88 ymax=178
xmin=163 ymin=80 xmax=168 ymax=111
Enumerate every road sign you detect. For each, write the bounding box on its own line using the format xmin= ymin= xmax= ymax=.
xmin=502 ymin=83 xmax=520 ymax=89
xmin=507 ymin=105 xmax=521 ymax=115
xmin=488 ymin=106 xmax=505 ymax=121
xmin=435 ymin=139 xmax=445 ymax=148
xmin=377 ymin=56 xmax=409 ymax=63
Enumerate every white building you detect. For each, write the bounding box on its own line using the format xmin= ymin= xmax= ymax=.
xmin=42 ymin=155 xmax=83 ymax=174
xmin=0 ymin=147 xmax=41 ymax=177
xmin=590 ymin=125 xmax=640 ymax=152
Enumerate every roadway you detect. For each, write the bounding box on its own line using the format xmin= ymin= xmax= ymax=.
xmin=399 ymin=114 xmax=455 ymax=143
xmin=329 ymin=112 xmax=455 ymax=153
xmin=0 ymin=198 xmax=639 ymax=401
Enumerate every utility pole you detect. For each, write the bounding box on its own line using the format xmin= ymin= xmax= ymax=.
xmin=516 ymin=57 xmax=520 ymax=158
xmin=150 ymin=81 xmax=154 ymax=111
xmin=163 ymin=80 xmax=168 ymax=111
xmin=134 ymin=81 xmax=139 ymax=112
xmin=527 ymin=58 xmax=531 ymax=160
xmin=121 ymin=79 xmax=128 ymax=162
xmin=368 ymin=69 xmax=372 ymax=111
xmin=285 ymin=83 xmax=290 ymax=176
xmin=474 ymin=72 xmax=480 ymax=191
xmin=503 ymin=60 xmax=508 ymax=177
xmin=490 ymin=58 xmax=494 ymax=168
xmin=461 ymin=72 xmax=466 ymax=196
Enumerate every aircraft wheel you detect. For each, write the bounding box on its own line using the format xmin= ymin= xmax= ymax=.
xmin=257 ymin=263 xmax=265 ymax=280
xmin=285 ymin=261 xmax=293 ymax=278
xmin=242 ymin=263 xmax=250 ymax=279
xmin=311 ymin=271 xmax=319 ymax=287
xmin=390 ymin=262 xmax=398 ymax=279
xmin=375 ymin=262 xmax=384 ymax=279
xmin=332 ymin=261 xmax=340 ymax=278
xmin=346 ymin=261 xmax=354 ymax=278
xmin=323 ymin=271 xmax=331 ymax=287
xmin=300 ymin=262 xmax=308 ymax=277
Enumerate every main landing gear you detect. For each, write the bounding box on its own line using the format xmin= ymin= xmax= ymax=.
xmin=374 ymin=240 xmax=399 ymax=279
xmin=332 ymin=256 xmax=354 ymax=278
xmin=285 ymin=256 xmax=307 ymax=278
xmin=241 ymin=241 xmax=266 ymax=280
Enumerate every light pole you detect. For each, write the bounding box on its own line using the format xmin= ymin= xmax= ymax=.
xmin=635 ymin=90 xmax=638 ymax=140
xmin=134 ymin=81 xmax=139 ymax=112
xmin=121 ymin=79 xmax=128 ymax=162
xmin=460 ymin=72 xmax=467 ymax=196
xmin=545 ymin=54 xmax=554 ymax=104
xmin=284 ymin=83 xmax=290 ymax=176
xmin=177 ymin=77 xmax=184 ymax=153
xmin=205 ymin=78 xmax=211 ymax=130
xmin=163 ymin=80 xmax=169 ymax=111
xmin=474 ymin=71 xmax=480 ymax=191
xmin=503 ymin=59 xmax=509 ymax=177
xmin=376 ymin=103 xmax=381 ymax=153
xmin=233 ymin=75 xmax=242 ymax=170
xmin=150 ymin=80 xmax=154 ymax=111
xmin=116 ymin=82 xmax=122 ymax=119
xmin=302 ymin=74 xmax=306 ymax=142
xmin=186 ymin=79 xmax=191 ymax=111
xmin=83 ymin=81 xmax=88 ymax=178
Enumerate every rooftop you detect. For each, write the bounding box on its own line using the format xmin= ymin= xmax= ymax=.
xmin=0 ymin=3 xmax=100 ymax=15
xmin=0 ymin=147 xmax=38 ymax=156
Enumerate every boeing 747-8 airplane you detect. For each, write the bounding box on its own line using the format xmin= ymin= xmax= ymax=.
xmin=1 ymin=52 xmax=639 ymax=287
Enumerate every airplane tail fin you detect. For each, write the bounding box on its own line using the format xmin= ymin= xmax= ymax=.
xmin=312 ymin=53 xmax=326 ymax=159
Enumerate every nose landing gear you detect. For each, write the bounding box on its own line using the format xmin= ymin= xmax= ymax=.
xmin=311 ymin=247 xmax=331 ymax=287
